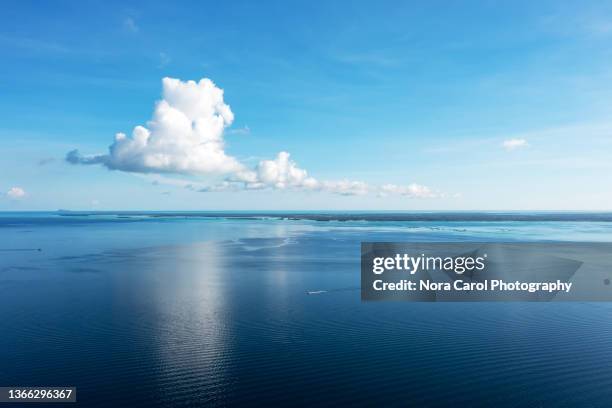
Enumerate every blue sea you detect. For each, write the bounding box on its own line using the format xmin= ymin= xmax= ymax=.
xmin=2 ymin=212 xmax=612 ymax=407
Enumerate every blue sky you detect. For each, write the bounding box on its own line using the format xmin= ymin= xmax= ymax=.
xmin=2 ymin=0 xmax=612 ymax=210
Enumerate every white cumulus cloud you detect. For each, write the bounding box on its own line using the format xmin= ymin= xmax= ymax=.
xmin=67 ymin=77 xmax=243 ymax=175
xmin=251 ymin=151 xmax=318 ymax=189
xmin=7 ymin=187 xmax=26 ymax=199
xmin=502 ymin=138 xmax=528 ymax=151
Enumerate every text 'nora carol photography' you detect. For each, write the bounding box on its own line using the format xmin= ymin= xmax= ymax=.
xmin=361 ymin=242 xmax=612 ymax=302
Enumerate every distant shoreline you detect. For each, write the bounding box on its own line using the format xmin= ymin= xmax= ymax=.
xmin=10 ymin=211 xmax=612 ymax=222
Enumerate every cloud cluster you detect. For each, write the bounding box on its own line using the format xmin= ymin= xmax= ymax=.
xmin=502 ymin=138 xmax=528 ymax=151
xmin=67 ymin=77 xmax=442 ymax=199
xmin=7 ymin=187 xmax=26 ymax=199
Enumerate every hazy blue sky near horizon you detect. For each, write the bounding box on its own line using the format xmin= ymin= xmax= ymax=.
xmin=1 ymin=0 xmax=612 ymax=210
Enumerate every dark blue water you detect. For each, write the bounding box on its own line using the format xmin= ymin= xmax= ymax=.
xmin=1 ymin=212 xmax=612 ymax=407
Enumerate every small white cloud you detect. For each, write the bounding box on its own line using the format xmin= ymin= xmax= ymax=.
xmin=123 ymin=17 xmax=139 ymax=33
xmin=502 ymin=138 xmax=529 ymax=151
xmin=7 ymin=187 xmax=26 ymax=199
xmin=254 ymin=151 xmax=318 ymax=189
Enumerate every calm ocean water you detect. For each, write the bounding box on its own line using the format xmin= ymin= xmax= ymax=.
xmin=1 ymin=212 xmax=612 ymax=407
